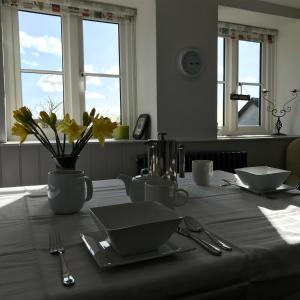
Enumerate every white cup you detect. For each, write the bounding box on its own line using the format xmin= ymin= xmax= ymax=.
xmin=192 ymin=160 xmax=213 ymax=186
xmin=144 ymin=180 xmax=189 ymax=209
xmin=48 ymin=170 xmax=93 ymax=214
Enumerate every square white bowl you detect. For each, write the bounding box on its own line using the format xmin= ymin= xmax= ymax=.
xmin=235 ymin=166 xmax=291 ymax=192
xmin=90 ymin=201 xmax=182 ymax=256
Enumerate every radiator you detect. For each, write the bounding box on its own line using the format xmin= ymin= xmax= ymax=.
xmin=184 ymin=151 xmax=247 ymax=173
xmin=136 ymin=151 xmax=247 ymax=175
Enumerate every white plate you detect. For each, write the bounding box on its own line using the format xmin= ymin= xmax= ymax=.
xmin=229 ymin=178 xmax=294 ymax=194
xmin=80 ymin=231 xmax=195 ymax=268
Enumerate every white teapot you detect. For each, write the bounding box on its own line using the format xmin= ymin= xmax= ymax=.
xmin=118 ymin=172 xmax=166 ymax=202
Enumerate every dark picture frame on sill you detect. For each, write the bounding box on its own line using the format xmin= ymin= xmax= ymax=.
xmin=132 ymin=114 xmax=150 ymax=140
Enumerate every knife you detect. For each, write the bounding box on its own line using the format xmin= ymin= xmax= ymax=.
xmin=184 ymin=216 xmax=232 ymax=251
xmin=176 ymin=227 xmax=222 ymax=256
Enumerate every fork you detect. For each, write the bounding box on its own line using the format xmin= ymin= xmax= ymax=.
xmin=49 ymin=232 xmax=75 ymax=287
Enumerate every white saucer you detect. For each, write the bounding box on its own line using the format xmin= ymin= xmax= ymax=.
xmin=231 ymin=178 xmax=294 ymax=194
xmin=80 ymin=231 xmax=195 ymax=268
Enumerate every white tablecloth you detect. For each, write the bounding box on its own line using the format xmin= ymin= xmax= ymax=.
xmin=2 ymin=171 xmax=300 ymax=299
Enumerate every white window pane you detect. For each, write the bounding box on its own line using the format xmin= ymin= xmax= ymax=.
xmin=238 ymin=41 xmax=260 ymax=83
xmin=83 ymin=20 xmax=119 ymax=75
xmin=18 ymin=11 xmax=62 ymax=71
xmin=217 ymin=83 xmax=224 ymax=127
xmin=238 ymin=85 xmax=260 ymax=127
xmin=21 ymin=73 xmax=64 ymax=119
xmin=85 ymin=77 xmax=120 ymax=122
xmin=218 ymin=37 xmax=224 ymax=82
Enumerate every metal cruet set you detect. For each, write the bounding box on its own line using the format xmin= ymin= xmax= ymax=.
xmin=118 ymin=132 xmax=185 ymax=202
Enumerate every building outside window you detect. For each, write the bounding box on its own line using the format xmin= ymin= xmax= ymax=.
xmin=217 ymin=22 xmax=277 ymax=135
xmin=1 ymin=0 xmax=136 ymax=141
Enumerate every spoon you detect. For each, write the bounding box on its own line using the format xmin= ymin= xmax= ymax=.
xmin=184 ymin=216 xmax=232 ymax=251
xmin=177 ymin=226 xmax=222 ymax=256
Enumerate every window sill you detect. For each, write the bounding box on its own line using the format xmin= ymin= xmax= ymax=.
xmin=0 ymin=138 xmax=146 ymax=147
xmin=217 ymin=134 xmax=299 ymax=141
xmin=173 ymin=135 xmax=299 ymax=142
xmin=1 ymin=135 xmax=299 ymax=147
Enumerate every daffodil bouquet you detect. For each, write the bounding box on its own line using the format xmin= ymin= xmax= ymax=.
xmin=12 ymin=107 xmax=118 ymax=160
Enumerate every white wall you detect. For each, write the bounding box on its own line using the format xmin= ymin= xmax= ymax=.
xmin=96 ymin=0 xmax=157 ymax=137
xmin=219 ymin=6 xmax=300 ymax=135
xmin=156 ymin=0 xmax=218 ymax=140
xmin=276 ymin=22 xmax=300 ymax=134
xmin=103 ymin=0 xmax=218 ymax=140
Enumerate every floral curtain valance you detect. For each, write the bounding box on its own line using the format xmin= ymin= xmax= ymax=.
xmin=218 ymin=22 xmax=278 ymax=43
xmin=2 ymin=0 xmax=137 ymax=21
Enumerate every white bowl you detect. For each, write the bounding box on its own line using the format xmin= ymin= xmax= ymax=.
xmin=90 ymin=201 xmax=182 ymax=256
xmin=235 ymin=166 xmax=291 ymax=192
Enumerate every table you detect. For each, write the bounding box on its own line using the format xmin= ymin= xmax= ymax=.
xmin=2 ymin=171 xmax=300 ymax=300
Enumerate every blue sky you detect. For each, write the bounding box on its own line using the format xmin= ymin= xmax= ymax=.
xmin=19 ymin=11 xmax=121 ymax=121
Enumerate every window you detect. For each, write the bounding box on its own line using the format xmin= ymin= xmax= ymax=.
xmin=19 ymin=11 xmax=64 ymax=119
xmin=2 ymin=1 xmax=136 ymax=140
xmin=218 ymin=22 xmax=277 ymax=135
xmin=83 ymin=20 xmax=121 ymax=122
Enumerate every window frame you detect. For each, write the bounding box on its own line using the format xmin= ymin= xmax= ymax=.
xmin=219 ymin=35 xmax=275 ymax=136
xmin=217 ymin=37 xmax=225 ymax=128
xmin=2 ymin=5 xmax=136 ymax=141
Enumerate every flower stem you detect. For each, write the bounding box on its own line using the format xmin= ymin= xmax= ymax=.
xmin=62 ymin=134 xmax=66 ymax=155
xmin=33 ymin=133 xmax=56 ymax=156
xmin=25 ymin=122 xmax=57 ymax=156
xmin=31 ymin=120 xmax=57 ymax=155
xmin=53 ymin=128 xmax=62 ymax=156
xmin=73 ymin=127 xmax=92 ymax=156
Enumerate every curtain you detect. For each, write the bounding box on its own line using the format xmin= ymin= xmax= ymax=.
xmin=218 ymin=21 xmax=278 ymax=43
xmin=2 ymin=0 xmax=136 ymax=21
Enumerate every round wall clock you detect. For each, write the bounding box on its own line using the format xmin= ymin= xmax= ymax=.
xmin=177 ymin=48 xmax=202 ymax=78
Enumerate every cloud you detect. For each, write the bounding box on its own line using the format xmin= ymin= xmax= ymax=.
xmin=84 ymin=64 xmax=102 ymax=86
xmin=20 ymin=31 xmax=62 ymax=56
xmin=31 ymin=52 xmax=39 ymax=57
xmin=22 ymin=59 xmax=38 ymax=67
xmin=85 ymin=64 xmax=97 ymax=73
xmin=86 ymin=92 xmax=105 ymax=100
xmin=105 ymin=65 xmax=119 ymax=75
xmin=86 ymin=76 xmax=102 ymax=86
xmin=84 ymin=64 xmax=120 ymax=86
xmin=240 ymin=76 xmax=259 ymax=83
xmin=36 ymin=74 xmax=63 ymax=92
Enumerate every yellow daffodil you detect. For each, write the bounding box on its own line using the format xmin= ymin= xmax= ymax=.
xmin=19 ymin=106 xmax=33 ymax=119
xmin=57 ymin=115 xmax=86 ymax=143
xmin=11 ymin=123 xmax=32 ymax=143
xmin=49 ymin=112 xmax=57 ymax=128
xmin=12 ymin=106 xmax=115 ymax=158
xmin=90 ymin=108 xmax=96 ymax=117
xmin=13 ymin=107 xmax=34 ymax=125
xmin=83 ymin=109 xmax=97 ymax=126
xmin=39 ymin=111 xmax=57 ymax=129
xmin=92 ymin=117 xmax=117 ymax=145
xmin=39 ymin=111 xmax=51 ymax=125
xmin=82 ymin=112 xmax=91 ymax=127
xmin=56 ymin=113 xmax=71 ymax=131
